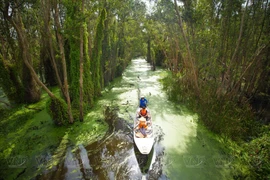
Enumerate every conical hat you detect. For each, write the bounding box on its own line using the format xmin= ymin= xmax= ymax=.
xmin=139 ymin=117 xmax=146 ymax=121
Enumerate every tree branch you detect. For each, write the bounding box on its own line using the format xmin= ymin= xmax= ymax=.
xmin=173 ymin=0 xmax=199 ymax=95
xmin=231 ymin=0 xmax=249 ymax=63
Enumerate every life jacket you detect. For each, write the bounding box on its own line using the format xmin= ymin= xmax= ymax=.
xmin=139 ymin=121 xmax=147 ymax=129
xmin=140 ymin=109 xmax=147 ymax=116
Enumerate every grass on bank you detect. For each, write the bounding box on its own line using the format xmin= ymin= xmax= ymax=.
xmin=0 ymin=88 xmax=108 ymax=179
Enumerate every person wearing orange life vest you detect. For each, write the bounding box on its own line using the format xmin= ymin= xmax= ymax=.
xmin=137 ymin=106 xmax=152 ymax=127
xmin=135 ymin=117 xmax=148 ymax=138
xmin=138 ymin=106 xmax=150 ymax=120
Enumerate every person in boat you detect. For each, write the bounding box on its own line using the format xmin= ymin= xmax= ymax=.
xmin=139 ymin=96 xmax=148 ymax=108
xmin=135 ymin=117 xmax=148 ymax=138
xmin=137 ymin=106 xmax=150 ymax=121
xmin=137 ymin=106 xmax=152 ymax=127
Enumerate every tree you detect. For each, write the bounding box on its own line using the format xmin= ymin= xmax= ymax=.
xmin=40 ymin=0 xmax=64 ymax=90
xmin=2 ymin=1 xmax=41 ymax=103
xmin=91 ymin=8 xmax=106 ymax=98
xmin=174 ymin=0 xmax=199 ymax=94
xmin=52 ymin=0 xmax=74 ymax=123
xmin=79 ymin=0 xmax=85 ymax=122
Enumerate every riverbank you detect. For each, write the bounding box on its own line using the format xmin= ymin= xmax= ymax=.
xmin=160 ymin=71 xmax=270 ymax=179
xmin=0 ymin=88 xmax=108 ymax=179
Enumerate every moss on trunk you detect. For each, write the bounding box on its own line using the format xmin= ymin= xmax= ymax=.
xmin=46 ymin=97 xmax=68 ymax=125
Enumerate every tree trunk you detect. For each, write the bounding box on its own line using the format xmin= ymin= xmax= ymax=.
xmin=21 ymin=62 xmax=41 ymax=103
xmin=5 ymin=16 xmax=54 ymax=98
xmin=101 ymin=2 xmax=110 ymax=88
xmin=41 ymin=0 xmax=65 ymax=95
xmin=147 ymin=38 xmax=151 ymax=63
xmin=79 ymin=0 xmax=84 ymax=122
xmin=174 ymin=0 xmax=199 ymax=95
xmin=3 ymin=2 xmax=41 ymax=103
xmin=53 ymin=0 xmax=74 ymax=124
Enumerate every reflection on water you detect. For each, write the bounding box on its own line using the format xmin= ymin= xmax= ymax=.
xmin=78 ymin=145 xmax=94 ymax=179
xmin=38 ymin=114 xmax=166 ymax=180
xmin=39 ymin=130 xmax=164 ymax=179
xmin=81 ymin=127 xmax=166 ymax=180
xmin=64 ymin=147 xmax=82 ymax=180
xmin=85 ymin=132 xmax=143 ymax=179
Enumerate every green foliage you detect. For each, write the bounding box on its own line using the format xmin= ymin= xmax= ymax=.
xmin=101 ymin=8 xmax=111 ymax=87
xmin=64 ymin=1 xmax=81 ymax=108
xmin=156 ymin=1 xmax=270 ymax=178
xmin=0 ymin=88 xmax=108 ymax=179
xmin=0 ymin=107 xmax=36 ymax=137
xmin=155 ymin=49 xmax=165 ymax=66
xmin=162 ymin=72 xmax=270 ymax=178
xmin=243 ymin=129 xmax=270 ymax=179
xmin=115 ymin=58 xmax=125 ymax=77
xmin=0 ymin=55 xmax=24 ymax=103
xmin=83 ymin=24 xmax=94 ymax=108
xmin=46 ymin=97 xmax=68 ymax=126
xmin=21 ymin=61 xmax=41 ymax=103
xmin=163 ymin=73 xmax=260 ymax=141
xmin=69 ymin=41 xmax=80 ymax=107
xmin=91 ymin=8 xmax=106 ymax=98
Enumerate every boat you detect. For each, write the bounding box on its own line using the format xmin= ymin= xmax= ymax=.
xmin=133 ymin=107 xmax=155 ymax=154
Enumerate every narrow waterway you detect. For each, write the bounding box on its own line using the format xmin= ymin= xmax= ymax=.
xmin=40 ymin=58 xmax=233 ymax=180
xmin=117 ymin=58 xmax=233 ymax=179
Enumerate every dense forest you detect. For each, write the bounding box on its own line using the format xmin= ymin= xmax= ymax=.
xmin=0 ymin=0 xmax=148 ymax=123
xmin=0 ymin=0 xmax=269 ymax=179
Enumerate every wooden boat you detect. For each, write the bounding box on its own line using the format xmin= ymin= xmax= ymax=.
xmin=133 ymin=107 xmax=154 ymax=154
